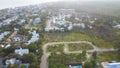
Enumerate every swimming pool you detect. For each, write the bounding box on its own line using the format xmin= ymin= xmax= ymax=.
xmin=75 ymin=65 xmax=82 ymax=68
xmin=71 ymin=65 xmax=82 ymax=68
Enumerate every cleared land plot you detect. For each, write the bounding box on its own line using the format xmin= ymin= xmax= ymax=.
xmin=68 ymin=43 xmax=94 ymax=51
xmin=46 ymin=32 xmax=113 ymax=48
xmin=98 ymin=51 xmax=119 ymax=62
xmin=47 ymin=44 xmax=64 ymax=53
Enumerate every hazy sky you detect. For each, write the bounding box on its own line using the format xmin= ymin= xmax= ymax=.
xmin=0 ymin=0 xmax=116 ymax=9
xmin=0 ymin=0 xmax=67 ymax=9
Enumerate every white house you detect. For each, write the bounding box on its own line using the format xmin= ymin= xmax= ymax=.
xmin=26 ymin=30 xmax=39 ymax=45
xmin=5 ymin=58 xmax=21 ymax=65
xmin=15 ymin=48 xmax=29 ymax=56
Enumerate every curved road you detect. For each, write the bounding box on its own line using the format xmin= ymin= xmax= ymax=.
xmin=40 ymin=41 xmax=116 ymax=68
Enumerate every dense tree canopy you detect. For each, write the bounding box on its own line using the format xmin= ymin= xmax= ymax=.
xmin=22 ymin=53 xmax=36 ymax=63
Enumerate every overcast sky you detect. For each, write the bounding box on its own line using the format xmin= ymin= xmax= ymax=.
xmin=0 ymin=0 xmax=117 ymax=9
xmin=0 ymin=0 xmax=66 ymax=9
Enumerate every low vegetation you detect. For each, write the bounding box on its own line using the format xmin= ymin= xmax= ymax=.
xmin=68 ymin=43 xmax=93 ymax=51
xmin=46 ymin=32 xmax=113 ymax=48
xmin=98 ymin=51 xmax=120 ymax=62
xmin=47 ymin=44 xmax=64 ymax=53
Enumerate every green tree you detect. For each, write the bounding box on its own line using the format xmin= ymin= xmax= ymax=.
xmin=27 ymin=43 xmax=37 ymax=53
xmin=3 ymin=46 xmax=16 ymax=55
xmin=92 ymin=51 xmax=97 ymax=60
xmin=84 ymin=61 xmax=92 ymax=68
xmin=22 ymin=53 xmax=36 ymax=63
xmin=92 ymin=51 xmax=98 ymax=68
xmin=81 ymin=50 xmax=87 ymax=61
xmin=0 ymin=46 xmax=3 ymax=52
xmin=114 ymin=41 xmax=120 ymax=60
xmin=29 ymin=62 xmax=39 ymax=68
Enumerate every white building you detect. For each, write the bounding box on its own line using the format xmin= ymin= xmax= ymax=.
xmin=45 ymin=14 xmax=73 ymax=32
xmin=5 ymin=58 xmax=21 ymax=66
xmin=33 ymin=17 xmax=41 ymax=25
xmin=15 ymin=48 xmax=29 ymax=56
xmin=27 ymin=30 xmax=39 ymax=45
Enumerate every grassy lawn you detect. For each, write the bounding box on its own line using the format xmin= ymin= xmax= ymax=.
xmin=46 ymin=32 xmax=114 ymax=48
xmin=25 ymin=23 xmax=42 ymax=29
xmin=98 ymin=51 xmax=119 ymax=62
xmin=47 ymin=44 xmax=64 ymax=53
xmin=68 ymin=43 xmax=93 ymax=51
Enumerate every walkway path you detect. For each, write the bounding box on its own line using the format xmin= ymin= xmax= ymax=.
xmin=40 ymin=41 xmax=116 ymax=68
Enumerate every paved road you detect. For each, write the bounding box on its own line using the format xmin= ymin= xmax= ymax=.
xmin=40 ymin=41 xmax=116 ymax=68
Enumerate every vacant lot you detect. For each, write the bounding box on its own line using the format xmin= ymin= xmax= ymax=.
xmin=47 ymin=44 xmax=64 ymax=53
xmin=98 ymin=51 xmax=119 ymax=62
xmin=68 ymin=43 xmax=93 ymax=51
xmin=46 ymin=32 xmax=113 ymax=48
